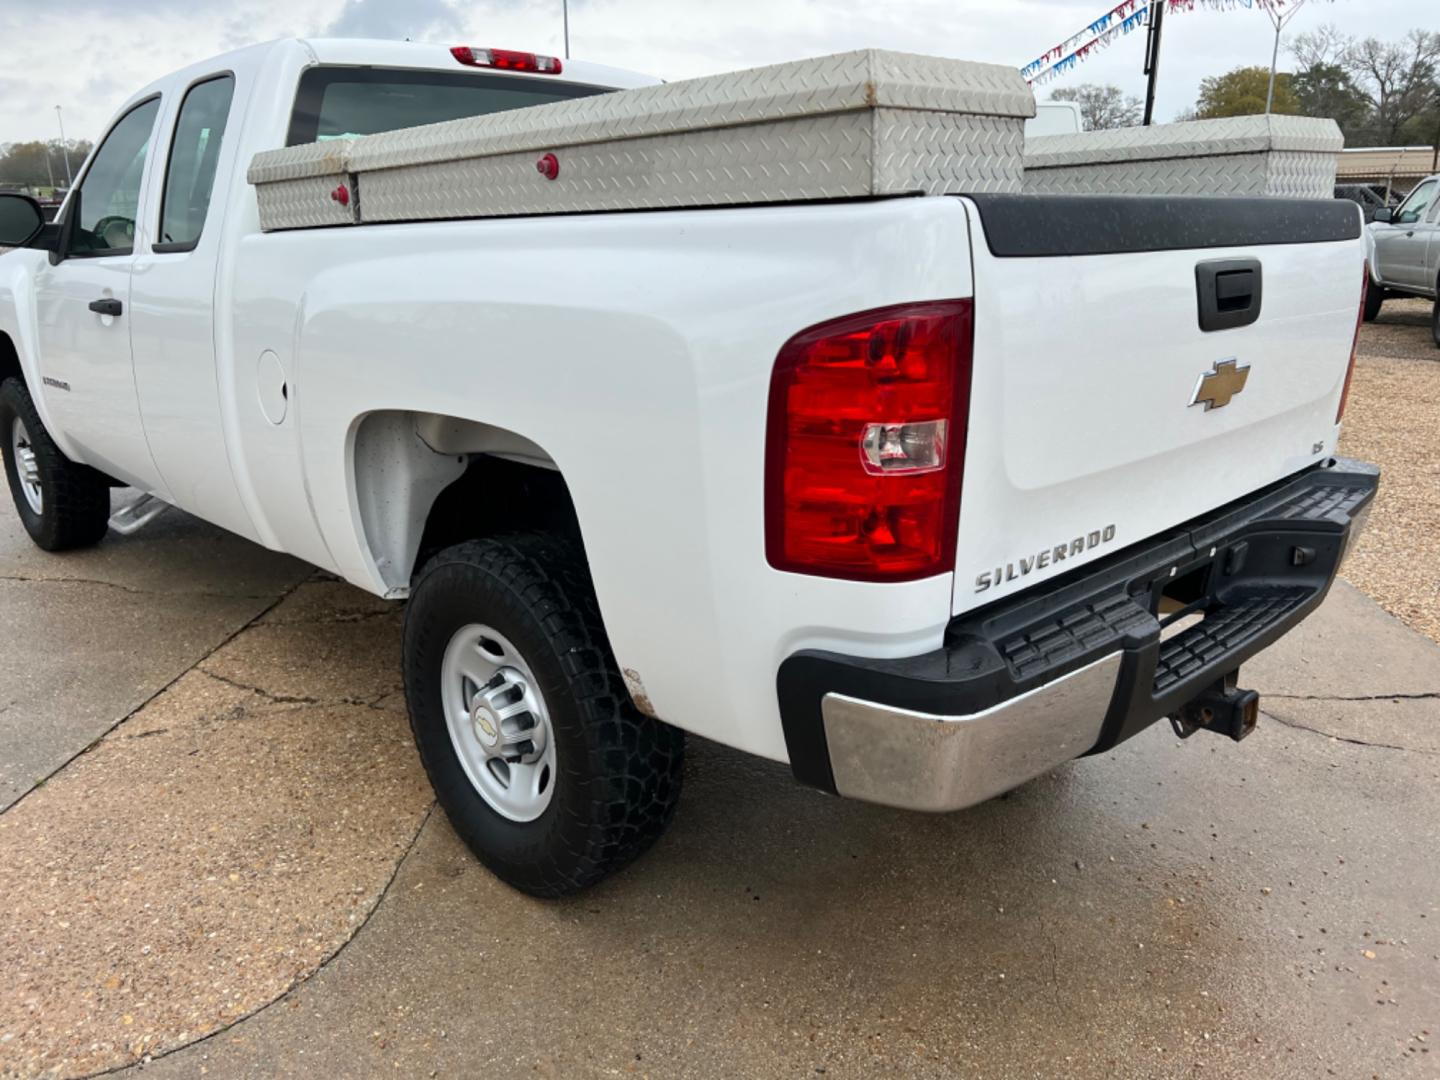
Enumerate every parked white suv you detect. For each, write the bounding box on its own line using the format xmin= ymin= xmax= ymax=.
xmin=1365 ymin=172 xmax=1440 ymax=346
xmin=0 ymin=39 xmax=1378 ymax=895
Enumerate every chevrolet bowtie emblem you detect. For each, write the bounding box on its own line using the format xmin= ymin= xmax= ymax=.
xmin=1189 ymin=358 xmax=1251 ymax=411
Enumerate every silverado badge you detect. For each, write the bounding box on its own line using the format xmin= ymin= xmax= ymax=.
xmin=1190 ymin=358 xmax=1250 ymax=411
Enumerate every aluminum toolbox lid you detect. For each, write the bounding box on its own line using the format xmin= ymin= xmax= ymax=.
xmin=247 ymin=48 xmax=1034 ymax=187
xmin=1025 ymin=114 xmax=1343 ymax=169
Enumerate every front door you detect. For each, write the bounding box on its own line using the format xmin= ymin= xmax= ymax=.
xmin=33 ymin=96 xmax=170 ymax=495
xmin=1373 ymin=178 xmax=1437 ymax=291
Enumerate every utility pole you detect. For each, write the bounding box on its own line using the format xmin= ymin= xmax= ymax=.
xmin=563 ymin=0 xmax=570 ymax=59
xmin=1142 ymin=0 xmax=1165 ymax=126
xmin=1262 ymin=0 xmax=1307 ymax=115
xmin=54 ymin=105 xmax=73 ymax=187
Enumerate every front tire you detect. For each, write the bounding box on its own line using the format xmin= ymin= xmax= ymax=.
xmin=0 ymin=377 xmax=110 ymax=551
xmin=1432 ymin=292 xmax=1439 ymax=349
xmin=403 ymin=534 xmax=685 ymax=897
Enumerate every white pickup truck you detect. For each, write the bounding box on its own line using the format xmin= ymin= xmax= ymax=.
xmin=0 ymin=38 xmax=1377 ymax=896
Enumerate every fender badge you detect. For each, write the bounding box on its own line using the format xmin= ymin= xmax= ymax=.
xmin=1190 ymin=358 xmax=1250 ymax=411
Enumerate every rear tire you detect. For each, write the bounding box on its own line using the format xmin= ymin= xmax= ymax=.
xmin=403 ymin=533 xmax=685 ymax=897
xmin=1363 ymin=283 xmax=1384 ymax=322
xmin=0 ymin=377 xmax=110 ymax=551
xmin=1432 ymin=291 xmax=1439 ymax=349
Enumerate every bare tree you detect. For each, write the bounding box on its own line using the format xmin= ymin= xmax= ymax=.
xmin=1289 ymin=25 xmax=1440 ymax=144
xmin=1348 ymin=30 xmax=1440 ymax=144
xmin=1290 ymin=23 xmax=1351 ymax=69
xmin=1049 ymin=84 xmax=1143 ymax=131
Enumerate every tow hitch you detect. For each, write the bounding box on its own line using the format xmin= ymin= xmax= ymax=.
xmin=1169 ymin=671 xmax=1260 ymax=742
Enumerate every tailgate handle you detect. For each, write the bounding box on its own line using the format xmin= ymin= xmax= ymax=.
xmin=1195 ymin=258 xmax=1262 ymax=332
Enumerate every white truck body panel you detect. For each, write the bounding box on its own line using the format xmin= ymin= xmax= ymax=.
xmin=953 ymin=212 xmax=1357 ymax=614
xmin=229 ymin=196 xmax=975 ymax=761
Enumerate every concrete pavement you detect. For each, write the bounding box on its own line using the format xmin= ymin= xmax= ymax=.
xmin=0 ymin=502 xmax=1436 ymax=1079
xmin=0 ymin=492 xmax=308 ymax=809
xmin=129 ymin=576 xmax=1440 ymax=1080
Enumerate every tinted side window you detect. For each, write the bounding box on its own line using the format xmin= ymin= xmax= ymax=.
xmin=286 ymin=66 xmax=609 ymax=145
xmin=70 ymin=97 xmax=161 ymax=257
xmin=1396 ymin=179 xmax=1436 ymax=225
xmin=158 ymin=75 xmax=235 ymax=251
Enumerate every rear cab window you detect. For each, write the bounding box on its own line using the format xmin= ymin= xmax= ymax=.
xmin=286 ymin=67 xmax=612 ymax=146
xmin=157 ymin=74 xmax=236 ymax=252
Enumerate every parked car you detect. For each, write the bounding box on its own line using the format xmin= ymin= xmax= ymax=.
xmin=1336 ymin=183 xmax=1388 ymax=223
xmin=1364 ymin=172 xmax=1440 ymax=346
xmin=0 ymin=39 xmax=1378 ymax=896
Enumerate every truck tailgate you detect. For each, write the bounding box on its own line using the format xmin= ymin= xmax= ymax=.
xmin=953 ymin=194 xmax=1365 ymax=616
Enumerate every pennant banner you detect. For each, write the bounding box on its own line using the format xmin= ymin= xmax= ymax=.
xmin=1020 ymin=0 xmax=1147 ymax=80
xmin=1022 ymin=0 xmax=1314 ymax=86
xmin=1025 ymin=5 xmax=1150 ymax=86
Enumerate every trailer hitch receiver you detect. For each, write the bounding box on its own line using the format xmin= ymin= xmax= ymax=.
xmin=1169 ymin=671 xmax=1259 ymax=743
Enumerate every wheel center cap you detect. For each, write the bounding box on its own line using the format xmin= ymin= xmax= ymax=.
xmin=470 ymin=696 xmax=500 ymax=749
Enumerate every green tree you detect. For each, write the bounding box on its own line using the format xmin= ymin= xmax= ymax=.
xmin=1049 ymin=84 xmax=1142 ymax=131
xmin=1196 ymin=66 xmax=1299 ymax=119
xmin=1291 ymin=62 xmax=1371 ymax=141
xmin=0 ymin=139 xmax=92 ymax=191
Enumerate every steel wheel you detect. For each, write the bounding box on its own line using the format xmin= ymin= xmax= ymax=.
xmin=440 ymin=623 xmax=556 ymax=822
xmin=10 ymin=415 xmax=42 ymax=515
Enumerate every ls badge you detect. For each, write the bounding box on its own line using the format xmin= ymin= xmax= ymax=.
xmin=1190 ymin=358 xmax=1250 ymax=411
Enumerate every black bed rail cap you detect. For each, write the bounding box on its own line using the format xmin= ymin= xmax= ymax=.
xmin=962 ymin=193 xmax=1362 ymax=258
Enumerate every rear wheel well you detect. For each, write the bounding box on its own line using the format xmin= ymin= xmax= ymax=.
xmin=0 ymin=332 xmax=22 ymax=388
xmin=415 ymin=456 xmax=583 ymax=579
xmin=349 ymin=410 xmax=586 ymax=594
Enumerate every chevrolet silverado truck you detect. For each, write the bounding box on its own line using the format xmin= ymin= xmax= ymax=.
xmin=0 ymin=39 xmax=1377 ymax=896
xmin=1363 ymin=171 xmax=1440 ymax=346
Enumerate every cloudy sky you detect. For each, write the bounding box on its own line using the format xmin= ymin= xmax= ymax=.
xmin=0 ymin=0 xmax=1431 ymax=146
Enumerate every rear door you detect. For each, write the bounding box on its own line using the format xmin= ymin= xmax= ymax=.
xmin=953 ymin=195 xmax=1365 ymax=615
xmin=33 ymin=96 xmax=170 ymax=494
xmin=130 ymin=71 xmax=259 ymax=538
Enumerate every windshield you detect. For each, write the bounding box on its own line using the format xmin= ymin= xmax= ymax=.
xmin=287 ymin=66 xmax=611 ymax=146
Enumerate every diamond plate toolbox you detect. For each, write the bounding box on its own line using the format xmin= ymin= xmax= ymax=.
xmin=1023 ymin=115 xmax=1343 ymax=199
xmin=249 ymin=49 xmax=1034 ymax=230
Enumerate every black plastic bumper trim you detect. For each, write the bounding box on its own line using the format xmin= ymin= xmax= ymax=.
xmin=777 ymin=457 xmax=1379 ymax=795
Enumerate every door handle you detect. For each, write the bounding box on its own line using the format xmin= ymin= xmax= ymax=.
xmin=88 ymin=298 xmax=123 ymax=317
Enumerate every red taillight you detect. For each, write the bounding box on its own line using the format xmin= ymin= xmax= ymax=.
xmin=1337 ymin=263 xmax=1367 ymax=423
xmin=450 ymin=46 xmax=563 ymax=74
xmin=765 ymin=300 xmax=973 ymax=582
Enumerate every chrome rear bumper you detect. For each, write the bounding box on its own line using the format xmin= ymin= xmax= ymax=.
xmin=821 ymin=653 xmax=1121 ymax=812
xmin=777 ymin=457 xmax=1379 ymax=812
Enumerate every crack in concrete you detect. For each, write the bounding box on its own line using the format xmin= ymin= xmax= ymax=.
xmin=196 ymin=667 xmax=396 ymax=714
xmin=0 ymin=572 xmax=278 ymax=601
xmin=0 ymin=577 xmax=311 ymax=817
xmin=1264 ymin=707 xmax=1435 ymax=755
xmin=261 ymin=609 xmax=398 ymax=627
xmin=1267 ymin=691 xmax=1440 ymax=704
xmin=78 ymin=802 xmax=438 ymax=1080
xmin=1036 ymin=913 xmax=1062 ymax=1013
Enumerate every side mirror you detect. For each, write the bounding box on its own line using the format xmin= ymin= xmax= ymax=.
xmin=0 ymin=193 xmax=46 ymax=248
xmin=1372 ymin=208 xmax=1392 ymax=224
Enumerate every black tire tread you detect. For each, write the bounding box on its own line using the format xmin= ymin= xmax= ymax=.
xmin=0 ymin=377 xmax=109 ymax=551
xmin=404 ymin=533 xmax=684 ymax=897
